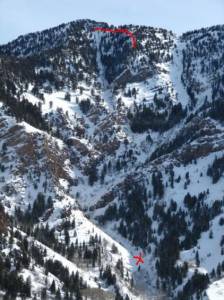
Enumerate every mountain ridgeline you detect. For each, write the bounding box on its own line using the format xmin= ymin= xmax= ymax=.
xmin=0 ymin=19 xmax=224 ymax=300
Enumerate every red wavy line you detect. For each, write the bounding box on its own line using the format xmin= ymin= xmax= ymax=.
xmin=93 ymin=27 xmax=137 ymax=48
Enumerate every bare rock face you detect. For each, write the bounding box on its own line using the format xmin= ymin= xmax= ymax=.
xmin=67 ymin=137 xmax=89 ymax=156
xmin=113 ymin=67 xmax=155 ymax=88
xmin=0 ymin=205 xmax=7 ymax=234
xmin=89 ymin=191 xmax=115 ymax=211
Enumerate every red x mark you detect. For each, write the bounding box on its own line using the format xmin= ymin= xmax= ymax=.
xmin=133 ymin=253 xmax=144 ymax=266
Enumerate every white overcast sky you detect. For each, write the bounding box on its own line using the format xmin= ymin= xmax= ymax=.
xmin=0 ymin=0 xmax=223 ymax=44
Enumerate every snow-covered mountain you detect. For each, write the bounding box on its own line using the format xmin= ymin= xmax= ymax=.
xmin=0 ymin=19 xmax=224 ymax=300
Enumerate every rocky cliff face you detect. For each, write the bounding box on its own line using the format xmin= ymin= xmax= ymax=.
xmin=0 ymin=20 xmax=224 ymax=300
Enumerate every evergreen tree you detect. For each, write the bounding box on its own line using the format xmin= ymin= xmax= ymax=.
xmin=50 ymin=280 xmax=56 ymax=294
xmin=65 ymin=92 xmax=71 ymax=101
